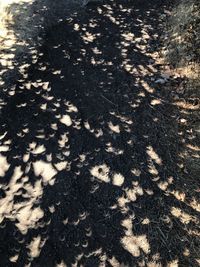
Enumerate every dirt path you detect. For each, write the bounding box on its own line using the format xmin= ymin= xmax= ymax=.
xmin=0 ymin=0 xmax=199 ymax=266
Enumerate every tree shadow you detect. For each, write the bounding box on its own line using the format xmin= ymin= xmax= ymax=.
xmin=0 ymin=0 xmax=83 ymax=90
xmin=0 ymin=0 xmax=199 ymax=267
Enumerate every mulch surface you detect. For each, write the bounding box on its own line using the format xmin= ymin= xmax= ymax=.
xmin=0 ymin=0 xmax=199 ymax=266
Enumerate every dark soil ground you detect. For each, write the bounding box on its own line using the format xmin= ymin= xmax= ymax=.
xmin=0 ymin=0 xmax=199 ymax=266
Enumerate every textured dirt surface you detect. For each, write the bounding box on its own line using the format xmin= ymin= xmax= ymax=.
xmin=0 ymin=0 xmax=199 ymax=266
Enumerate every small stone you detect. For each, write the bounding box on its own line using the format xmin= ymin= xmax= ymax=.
xmin=60 ymin=114 xmax=72 ymax=126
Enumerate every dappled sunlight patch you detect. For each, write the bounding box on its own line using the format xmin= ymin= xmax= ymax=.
xmin=121 ymin=217 xmax=133 ymax=236
xmin=174 ymin=100 xmax=200 ymax=110
xmin=54 ymin=161 xmax=69 ymax=171
xmin=91 ymin=56 xmax=104 ymax=65
xmin=121 ymin=234 xmax=150 ymax=257
xmin=106 ymin=14 xmax=120 ymax=25
xmin=131 ymin=169 xmax=141 ymax=177
xmin=146 ymin=146 xmax=162 ymax=165
xmin=105 ymin=142 xmax=124 ymax=155
xmin=186 ymin=143 xmax=200 ymax=152
xmin=145 ymin=188 xmax=154 ymax=196
xmin=92 ymin=46 xmax=102 ymax=55
xmin=157 ymin=176 xmax=174 ymax=191
xmin=60 ymin=114 xmax=72 ymax=127
xmin=30 ymin=143 xmax=46 ymax=155
xmin=121 ymin=32 xmax=135 ymax=43
xmin=117 ymin=196 xmax=129 ymax=213
xmin=94 ymin=128 xmax=103 ymax=138
xmin=90 ymin=165 xmax=129 ymax=188
xmin=0 ymin=166 xmax=23 ymax=219
xmin=117 ymin=182 xmax=144 ymax=213
xmin=148 ymin=161 xmax=159 ymax=176
xmin=146 ymin=262 xmax=162 ymax=267
xmin=171 ymin=207 xmax=198 ymax=225
xmin=125 ymin=183 xmax=143 ymax=202
xmin=108 ymin=256 xmax=128 ymax=267
xmin=167 ymin=259 xmax=179 ymax=267
xmin=112 ymin=173 xmax=124 ymax=187
xmin=0 ymin=154 xmax=10 ymax=177
xmin=195 ymin=259 xmax=200 ymax=266
xmin=157 ymin=181 xmax=169 ymax=191
xmin=51 ymin=123 xmax=58 ymax=131
xmin=16 ymin=205 xmax=44 ymax=234
xmin=73 ymin=23 xmax=80 ymax=31
xmin=52 ymin=70 xmax=61 ymax=75
xmin=147 ymin=64 xmax=157 ymax=73
xmin=82 ymin=31 xmax=96 ymax=43
xmin=90 ymin=164 xmax=110 ymax=183
xmin=170 ymin=190 xmax=186 ymax=202
xmin=84 ymin=120 xmax=103 ymax=137
xmin=27 ymin=235 xmax=46 ymax=258
xmin=84 ymin=120 xmax=94 ymax=133
xmin=110 ymin=112 xmax=133 ymax=126
xmin=58 ymin=133 xmax=69 ymax=148
xmin=183 ymin=247 xmax=190 ymax=257
xmin=49 ymin=205 xmax=55 ymax=213
xmin=56 ymin=261 xmax=67 ymax=267
xmin=9 ymin=254 xmax=19 ymax=263
xmin=141 ymin=29 xmax=151 ymax=42
xmin=0 ymin=171 xmax=44 ymax=233
xmin=88 ymin=19 xmax=98 ymax=28
xmin=150 ymin=99 xmax=162 ymax=106
xmin=141 ymin=218 xmax=150 ymax=225
xmin=33 ymin=160 xmax=57 ymax=184
xmin=140 ymin=80 xmax=155 ymax=93
xmin=108 ymin=121 xmax=120 ymax=134
xmin=189 ymin=198 xmax=200 ymax=212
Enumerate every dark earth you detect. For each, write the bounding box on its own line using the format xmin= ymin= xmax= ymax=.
xmin=0 ymin=0 xmax=199 ymax=266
